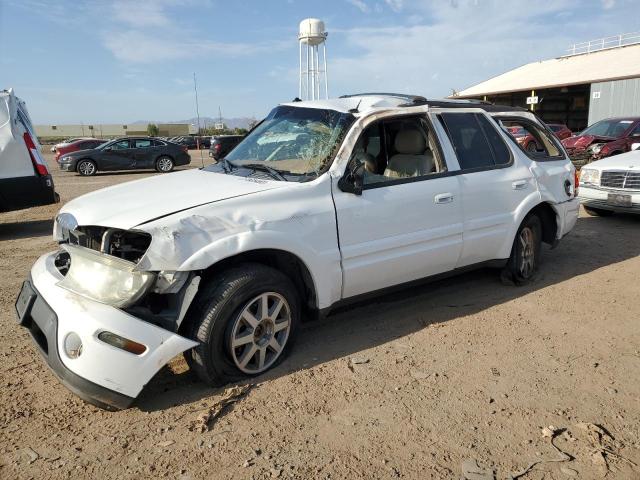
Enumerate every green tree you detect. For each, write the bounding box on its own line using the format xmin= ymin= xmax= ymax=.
xmin=146 ymin=123 xmax=159 ymax=137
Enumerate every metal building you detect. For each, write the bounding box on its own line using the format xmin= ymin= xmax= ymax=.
xmin=452 ymin=33 xmax=640 ymax=131
xmin=34 ymin=123 xmax=196 ymax=140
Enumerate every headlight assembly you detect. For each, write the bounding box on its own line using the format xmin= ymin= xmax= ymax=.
xmin=57 ymin=244 xmax=155 ymax=308
xmin=588 ymin=143 xmax=604 ymax=154
xmin=579 ymin=168 xmax=601 ymax=186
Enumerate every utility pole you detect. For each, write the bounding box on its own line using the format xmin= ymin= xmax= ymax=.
xmin=193 ymin=72 xmax=204 ymax=167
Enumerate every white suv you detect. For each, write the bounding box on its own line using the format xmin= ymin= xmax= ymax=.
xmin=15 ymin=94 xmax=579 ymax=409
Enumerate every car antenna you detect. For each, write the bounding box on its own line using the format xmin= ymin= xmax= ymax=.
xmin=348 ymin=99 xmax=362 ymax=114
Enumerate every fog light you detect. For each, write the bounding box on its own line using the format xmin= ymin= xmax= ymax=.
xmin=64 ymin=332 xmax=83 ymax=359
xmin=98 ymin=331 xmax=147 ymax=355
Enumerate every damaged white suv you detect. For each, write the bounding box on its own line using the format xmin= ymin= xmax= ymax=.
xmin=16 ymin=94 xmax=579 ymax=409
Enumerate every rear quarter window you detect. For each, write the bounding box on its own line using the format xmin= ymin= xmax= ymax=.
xmin=439 ymin=112 xmax=499 ymax=170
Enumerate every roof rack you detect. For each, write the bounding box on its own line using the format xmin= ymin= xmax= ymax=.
xmin=339 ymin=92 xmax=427 ymax=104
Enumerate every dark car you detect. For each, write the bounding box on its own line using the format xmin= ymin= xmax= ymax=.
xmin=562 ymin=117 xmax=640 ymax=166
xmin=173 ymin=136 xmax=209 ymax=149
xmin=209 ymin=135 xmax=244 ymax=160
xmin=58 ymin=137 xmax=191 ymax=176
xmin=55 ymin=138 xmax=107 ymax=162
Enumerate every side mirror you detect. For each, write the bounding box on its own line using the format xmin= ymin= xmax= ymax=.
xmin=338 ymin=159 xmax=364 ymax=195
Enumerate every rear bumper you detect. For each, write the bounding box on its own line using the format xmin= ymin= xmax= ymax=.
xmin=554 ymin=197 xmax=580 ymax=238
xmin=16 ymin=252 xmax=197 ymax=410
xmin=0 ymin=175 xmax=58 ymax=213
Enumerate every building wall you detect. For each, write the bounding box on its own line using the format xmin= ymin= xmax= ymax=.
xmin=588 ymin=77 xmax=640 ymax=124
xmin=34 ymin=123 xmax=196 ymax=139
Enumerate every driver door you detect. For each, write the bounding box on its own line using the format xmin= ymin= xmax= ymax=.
xmin=100 ymin=139 xmax=134 ymax=170
xmin=332 ymin=115 xmax=463 ymax=299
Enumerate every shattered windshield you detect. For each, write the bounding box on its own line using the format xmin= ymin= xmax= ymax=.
xmin=207 ymin=105 xmax=354 ymax=181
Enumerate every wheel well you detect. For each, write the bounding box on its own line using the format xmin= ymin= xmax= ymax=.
xmin=155 ymin=154 xmax=174 ymax=163
xmin=200 ymin=249 xmax=317 ymax=312
xmin=528 ymin=202 xmax=557 ymax=245
xmin=76 ymin=158 xmax=95 ymax=170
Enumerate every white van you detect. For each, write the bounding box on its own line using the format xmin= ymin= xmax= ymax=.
xmin=0 ymin=88 xmax=58 ymax=212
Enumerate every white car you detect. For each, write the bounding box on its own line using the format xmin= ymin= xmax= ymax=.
xmin=1 ymin=88 xmax=58 ymax=212
xmin=16 ymin=94 xmax=579 ymax=409
xmin=578 ymin=150 xmax=640 ymax=215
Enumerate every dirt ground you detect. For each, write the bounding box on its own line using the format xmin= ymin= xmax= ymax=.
xmin=1 ymin=152 xmax=639 ymax=480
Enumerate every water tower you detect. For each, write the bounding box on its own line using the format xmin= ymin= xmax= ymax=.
xmin=298 ymin=18 xmax=328 ymax=101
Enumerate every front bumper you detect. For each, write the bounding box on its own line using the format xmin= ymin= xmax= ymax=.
xmin=579 ymin=185 xmax=640 ymax=214
xmin=59 ymin=162 xmax=73 ymax=171
xmin=16 ymin=252 xmax=197 ymax=410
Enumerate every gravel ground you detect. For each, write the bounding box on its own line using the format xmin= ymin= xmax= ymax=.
xmin=1 ymin=152 xmax=639 ymax=479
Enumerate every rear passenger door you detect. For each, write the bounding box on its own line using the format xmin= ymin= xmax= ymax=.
xmin=438 ymin=112 xmax=531 ymax=267
xmin=132 ymin=138 xmax=156 ymax=169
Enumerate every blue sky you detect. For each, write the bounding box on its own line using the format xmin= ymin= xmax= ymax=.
xmin=0 ymin=0 xmax=636 ymax=124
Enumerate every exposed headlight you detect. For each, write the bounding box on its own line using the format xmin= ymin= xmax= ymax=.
xmin=54 ymin=213 xmax=78 ymax=241
xmin=579 ymin=168 xmax=601 ymax=186
xmin=57 ymin=244 xmax=155 ymax=308
xmin=588 ymin=143 xmax=604 ymax=154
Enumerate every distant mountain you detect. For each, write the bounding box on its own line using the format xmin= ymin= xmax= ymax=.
xmin=132 ymin=117 xmax=255 ymax=129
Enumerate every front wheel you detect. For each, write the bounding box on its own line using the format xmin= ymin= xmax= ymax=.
xmin=77 ymin=159 xmax=97 ymax=176
xmin=156 ymin=156 xmax=174 ymax=172
xmin=502 ymin=214 xmax=542 ymax=285
xmin=183 ymin=264 xmax=299 ymax=386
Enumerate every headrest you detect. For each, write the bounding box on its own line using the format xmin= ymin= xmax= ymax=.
xmin=394 ymin=129 xmax=426 ymax=154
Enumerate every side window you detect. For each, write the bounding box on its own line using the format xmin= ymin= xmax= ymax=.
xmin=152 ymin=139 xmax=165 ymax=147
xmin=358 ymin=116 xmax=445 ymax=186
xmin=629 ymin=123 xmax=640 ymax=137
xmin=112 ymin=140 xmax=130 ymax=150
xmin=439 ymin=113 xmax=496 ymax=170
xmin=477 ymin=114 xmax=511 ymax=165
xmin=134 ymin=139 xmax=152 ymax=148
xmin=499 ymin=118 xmax=561 ymax=158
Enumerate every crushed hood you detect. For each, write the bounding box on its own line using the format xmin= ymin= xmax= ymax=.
xmin=562 ymin=134 xmax=613 ymax=149
xmin=60 ymin=169 xmax=284 ymax=230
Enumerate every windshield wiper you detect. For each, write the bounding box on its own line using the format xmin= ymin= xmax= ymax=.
xmin=241 ymin=163 xmax=289 ymax=182
xmin=220 ymin=157 xmax=236 ymax=173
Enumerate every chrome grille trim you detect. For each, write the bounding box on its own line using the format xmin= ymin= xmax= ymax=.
xmin=600 ymin=170 xmax=640 ymax=190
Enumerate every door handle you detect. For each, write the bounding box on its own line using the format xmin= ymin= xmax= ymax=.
xmin=512 ymin=180 xmax=528 ymax=190
xmin=434 ymin=193 xmax=454 ymax=204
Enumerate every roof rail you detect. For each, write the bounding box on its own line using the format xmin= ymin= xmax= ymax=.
xmin=339 ymin=92 xmax=427 ymax=104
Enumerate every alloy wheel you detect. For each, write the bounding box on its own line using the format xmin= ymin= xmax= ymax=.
xmin=229 ymin=292 xmax=291 ymax=374
xmin=157 ymin=157 xmax=173 ymax=172
xmin=519 ymin=226 xmax=535 ymax=278
xmin=78 ymin=161 xmax=95 ymax=176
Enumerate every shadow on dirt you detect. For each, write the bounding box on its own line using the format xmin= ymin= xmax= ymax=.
xmin=125 ymin=213 xmax=640 ymax=411
xmin=0 ymin=219 xmax=54 ymax=241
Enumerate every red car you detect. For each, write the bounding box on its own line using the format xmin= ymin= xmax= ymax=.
xmin=547 ymin=123 xmax=572 ymax=140
xmin=561 ymin=117 xmax=640 ymax=164
xmin=55 ymin=138 xmax=107 ymax=162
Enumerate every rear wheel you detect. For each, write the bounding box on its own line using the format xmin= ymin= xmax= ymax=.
xmin=156 ymin=156 xmax=174 ymax=172
xmin=183 ymin=264 xmax=299 ymax=386
xmin=584 ymin=206 xmax=614 ymax=217
xmin=77 ymin=159 xmax=97 ymax=176
xmin=502 ymin=214 xmax=542 ymax=285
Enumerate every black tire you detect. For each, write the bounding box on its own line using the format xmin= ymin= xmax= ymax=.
xmin=77 ymin=159 xmax=97 ymax=176
xmin=584 ymin=206 xmax=614 ymax=217
xmin=183 ymin=263 xmax=299 ymax=387
xmin=501 ymin=214 xmax=542 ymax=285
xmin=155 ymin=156 xmax=174 ymax=172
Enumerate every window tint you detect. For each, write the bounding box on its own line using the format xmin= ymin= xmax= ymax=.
xmin=499 ymin=118 xmax=561 ymax=157
xmin=152 ymin=139 xmax=165 ymax=146
xmin=112 ymin=140 xmax=130 ymax=150
xmin=477 ymin=114 xmax=511 ymax=165
xmin=440 ymin=113 xmax=495 ymax=169
xmin=359 ymin=116 xmax=444 ymax=186
xmin=134 ymin=139 xmax=152 ymax=148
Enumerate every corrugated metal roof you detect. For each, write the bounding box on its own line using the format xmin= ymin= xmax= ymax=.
xmin=454 ymin=44 xmax=640 ymax=98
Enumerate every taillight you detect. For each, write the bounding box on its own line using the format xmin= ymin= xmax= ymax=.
xmin=214 ymin=143 xmax=221 ymax=151
xmin=574 ymin=169 xmax=579 ymax=197
xmin=181 ymin=146 xmax=188 ymax=153
xmin=23 ymin=132 xmax=49 ymax=176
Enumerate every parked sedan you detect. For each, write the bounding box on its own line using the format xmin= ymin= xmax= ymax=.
xmin=209 ymin=135 xmax=244 ymax=160
xmin=58 ymin=137 xmax=191 ymax=176
xmin=55 ymin=138 xmax=107 ymax=162
xmin=562 ymin=117 xmax=640 ymax=166
xmin=50 ymin=137 xmax=92 ymax=153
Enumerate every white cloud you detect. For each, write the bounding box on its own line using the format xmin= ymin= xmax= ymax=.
xmin=601 ymin=0 xmax=615 ymax=8
xmin=347 ymin=0 xmax=370 ymax=13
xmin=111 ymin=0 xmax=171 ymax=27
xmin=384 ymin=0 xmax=404 ymax=12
